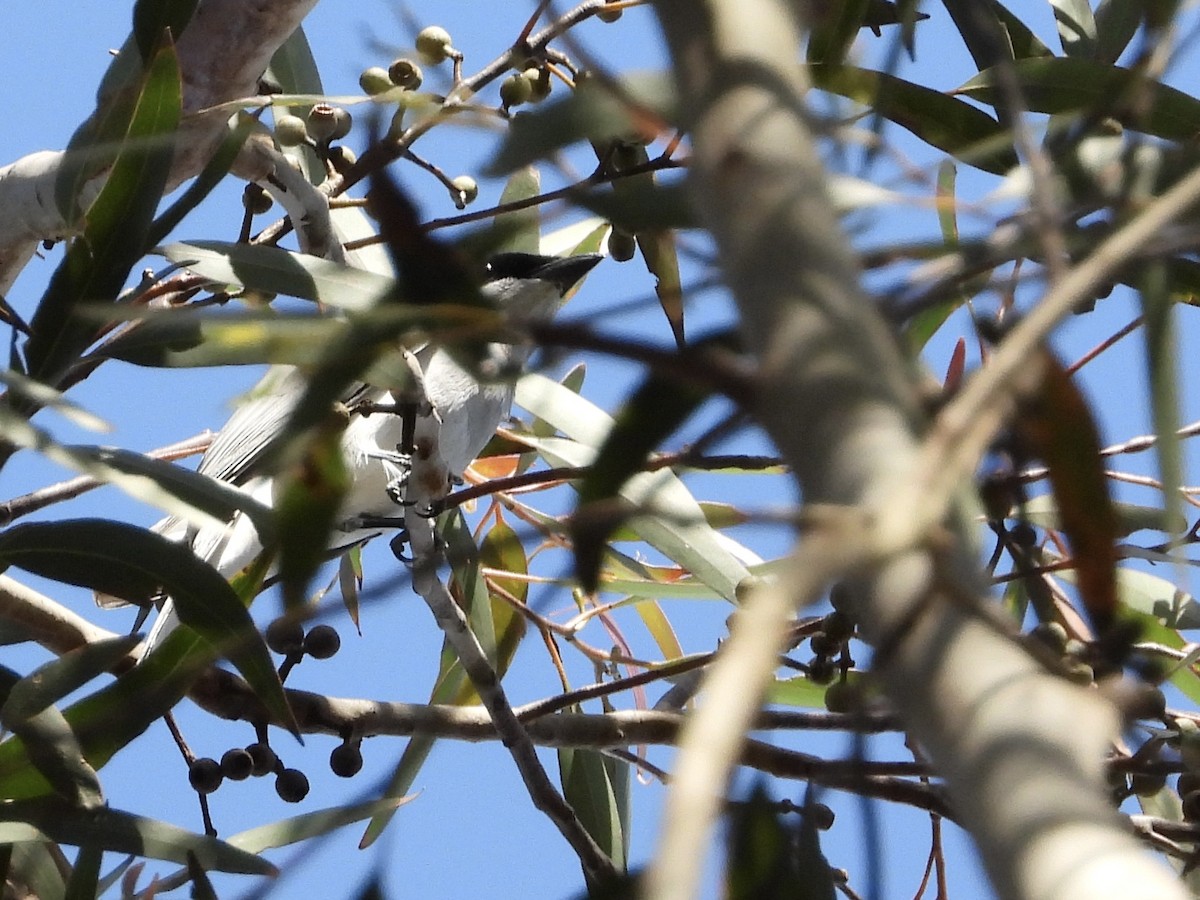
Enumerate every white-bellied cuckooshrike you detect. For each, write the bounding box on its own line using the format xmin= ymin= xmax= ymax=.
xmin=132 ymin=251 xmax=602 ymax=654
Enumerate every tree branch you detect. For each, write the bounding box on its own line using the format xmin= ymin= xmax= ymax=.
xmin=649 ymin=1 xmax=1189 ymax=899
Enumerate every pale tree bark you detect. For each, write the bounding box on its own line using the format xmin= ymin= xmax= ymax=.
xmin=0 ymin=0 xmax=324 ymax=296
xmin=648 ymin=2 xmax=1188 ymax=899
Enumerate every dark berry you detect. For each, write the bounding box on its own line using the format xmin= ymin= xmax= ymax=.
xmin=828 ymin=583 xmax=852 ymax=613
xmin=1179 ymin=772 xmax=1200 ymax=797
xmin=1009 ymin=522 xmax=1038 ymax=548
xmin=806 ymin=656 xmax=836 ymax=685
xmin=275 ymin=768 xmax=310 ymax=803
xmin=1130 ymin=771 xmax=1167 ymax=797
xmin=330 ymin=742 xmax=364 ymax=778
xmin=824 ymin=679 xmax=860 ymax=714
xmin=220 ymin=747 xmax=254 ymax=781
xmin=809 ymin=632 xmax=836 ymax=658
xmin=265 ymin=617 xmax=305 ymax=656
xmin=304 ymin=625 xmax=342 ymax=660
xmin=246 ymin=742 xmax=278 ymax=777
xmin=821 ymin=610 xmax=855 ymax=643
xmin=188 ymin=758 xmax=223 ymax=794
xmin=1183 ymin=790 xmax=1200 ymax=821
xmin=608 ymin=229 xmax=636 ymax=262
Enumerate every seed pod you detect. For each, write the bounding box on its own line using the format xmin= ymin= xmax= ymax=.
xmin=415 ymin=26 xmax=454 ymax=64
xmin=451 ymin=175 xmax=479 ymax=207
xmin=388 ymin=58 xmax=423 ymax=90
xmin=307 ymin=104 xmax=348 ymax=143
xmin=359 ymin=66 xmax=394 ymax=96
xmin=274 ymin=114 xmax=310 ymax=147
xmin=499 ymin=73 xmax=532 ymax=109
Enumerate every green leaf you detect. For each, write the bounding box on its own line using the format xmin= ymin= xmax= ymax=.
xmin=726 ymin=783 xmax=833 ymax=900
xmin=478 ymin=517 xmax=530 ymax=673
xmin=1110 ymin=566 xmax=1200 ymax=630
xmin=573 ymin=180 xmax=697 ymax=234
xmin=810 ymin=63 xmax=1018 ymax=174
xmin=0 ymin=407 xmax=240 ymax=535
xmin=27 ymin=41 xmax=182 ymax=386
xmin=95 ymin=310 xmax=348 ymax=369
xmin=1140 ymin=262 xmax=1185 ymax=585
xmin=607 ymin=143 xmax=686 ymax=345
xmin=229 ymin=797 xmax=414 ymax=853
xmin=992 ymin=1 xmax=1053 ymax=60
xmin=146 ymin=111 xmax=254 ymax=247
xmin=487 ymin=73 xmax=677 ymax=176
xmin=0 ymin=799 xmax=274 ymax=875
xmin=187 ymin=853 xmax=218 ymax=900
xmin=70 ymin=446 xmax=275 ymax=541
xmin=6 ymin=843 xmax=67 ymax=900
xmin=573 ymin=365 xmax=711 ymax=592
xmin=1095 ymin=0 xmax=1145 ymax=63
xmin=515 ymin=374 xmax=752 ymax=602
xmin=635 ymin=598 xmax=684 ymax=662
xmin=360 ymin=513 xmax=533 ymax=847
xmin=1015 ymin=353 xmax=1118 ymax=634
xmin=0 ymin=639 xmax=140 ymax=808
xmin=1051 ymin=0 xmax=1098 ymax=58
xmin=1058 ymin=564 xmax=1200 ymax=700
xmin=0 ymin=520 xmax=295 ymax=738
xmin=2 ymin=636 xmax=139 ymax=722
xmin=769 ymin=677 xmax=835 ymax=709
xmin=0 ymin=369 xmax=110 ymax=432
xmin=0 ymin=556 xmax=275 ymax=801
xmin=558 ymin=746 xmax=629 ymax=876
xmin=958 ymin=58 xmax=1200 ymax=142
xmin=807 ymin=0 xmax=871 ymax=65
xmin=274 ymin=414 xmax=349 ymax=610
xmin=133 ymin=0 xmax=198 ymax=60
xmin=265 ymin=26 xmax=325 ymax=185
xmin=160 ymin=241 xmax=396 ymax=311
xmin=0 ymin=697 xmax=103 ymax=810
xmin=493 ymin=167 xmax=543 ymax=255
xmin=63 ymin=841 xmax=102 ymax=900
xmin=1021 ymin=494 xmax=1186 ymax=537
xmin=905 ymin=159 xmax=975 ymax=351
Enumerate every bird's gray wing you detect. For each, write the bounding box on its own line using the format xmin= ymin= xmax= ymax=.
xmin=197 ymin=368 xmax=307 ymax=482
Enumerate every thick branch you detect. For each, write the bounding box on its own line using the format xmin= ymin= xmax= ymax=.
xmin=649 ymin=2 xmax=1188 ymax=900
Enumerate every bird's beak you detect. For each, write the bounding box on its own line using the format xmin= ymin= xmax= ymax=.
xmin=534 ymin=254 xmax=603 ymax=294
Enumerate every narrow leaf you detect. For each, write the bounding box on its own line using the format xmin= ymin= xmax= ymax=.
xmin=0 ymin=520 xmax=295 ymax=736
xmin=1015 ymin=353 xmax=1118 ymax=634
xmin=559 ymin=745 xmax=628 ymax=876
xmin=160 ymin=241 xmax=395 ymax=311
xmin=1095 ymin=0 xmax=1145 ymax=63
xmin=27 ymin=42 xmax=182 ymax=385
xmin=573 ymin=367 xmax=710 ymax=592
xmin=0 ymin=799 xmax=274 ymax=875
xmin=1051 ymin=0 xmax=1098 ymax=58
xmin=959 ymin=58 xmax=1200 ymax=142
xmin=229 ymin=797 xmax=413 ymax=853
xmin=810 ymin=63 xmax=1018 ymax=174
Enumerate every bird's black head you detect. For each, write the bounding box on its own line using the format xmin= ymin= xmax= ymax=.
xmin=485 ymin=252 xmax=602 ymax=294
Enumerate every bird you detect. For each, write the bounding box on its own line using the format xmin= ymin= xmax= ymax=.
xmin=125 ymin=251 xmax=602 ymax=655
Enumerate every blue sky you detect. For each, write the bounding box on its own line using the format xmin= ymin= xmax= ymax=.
xmin=5 ymin=2 xmax=1197 ymax=898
